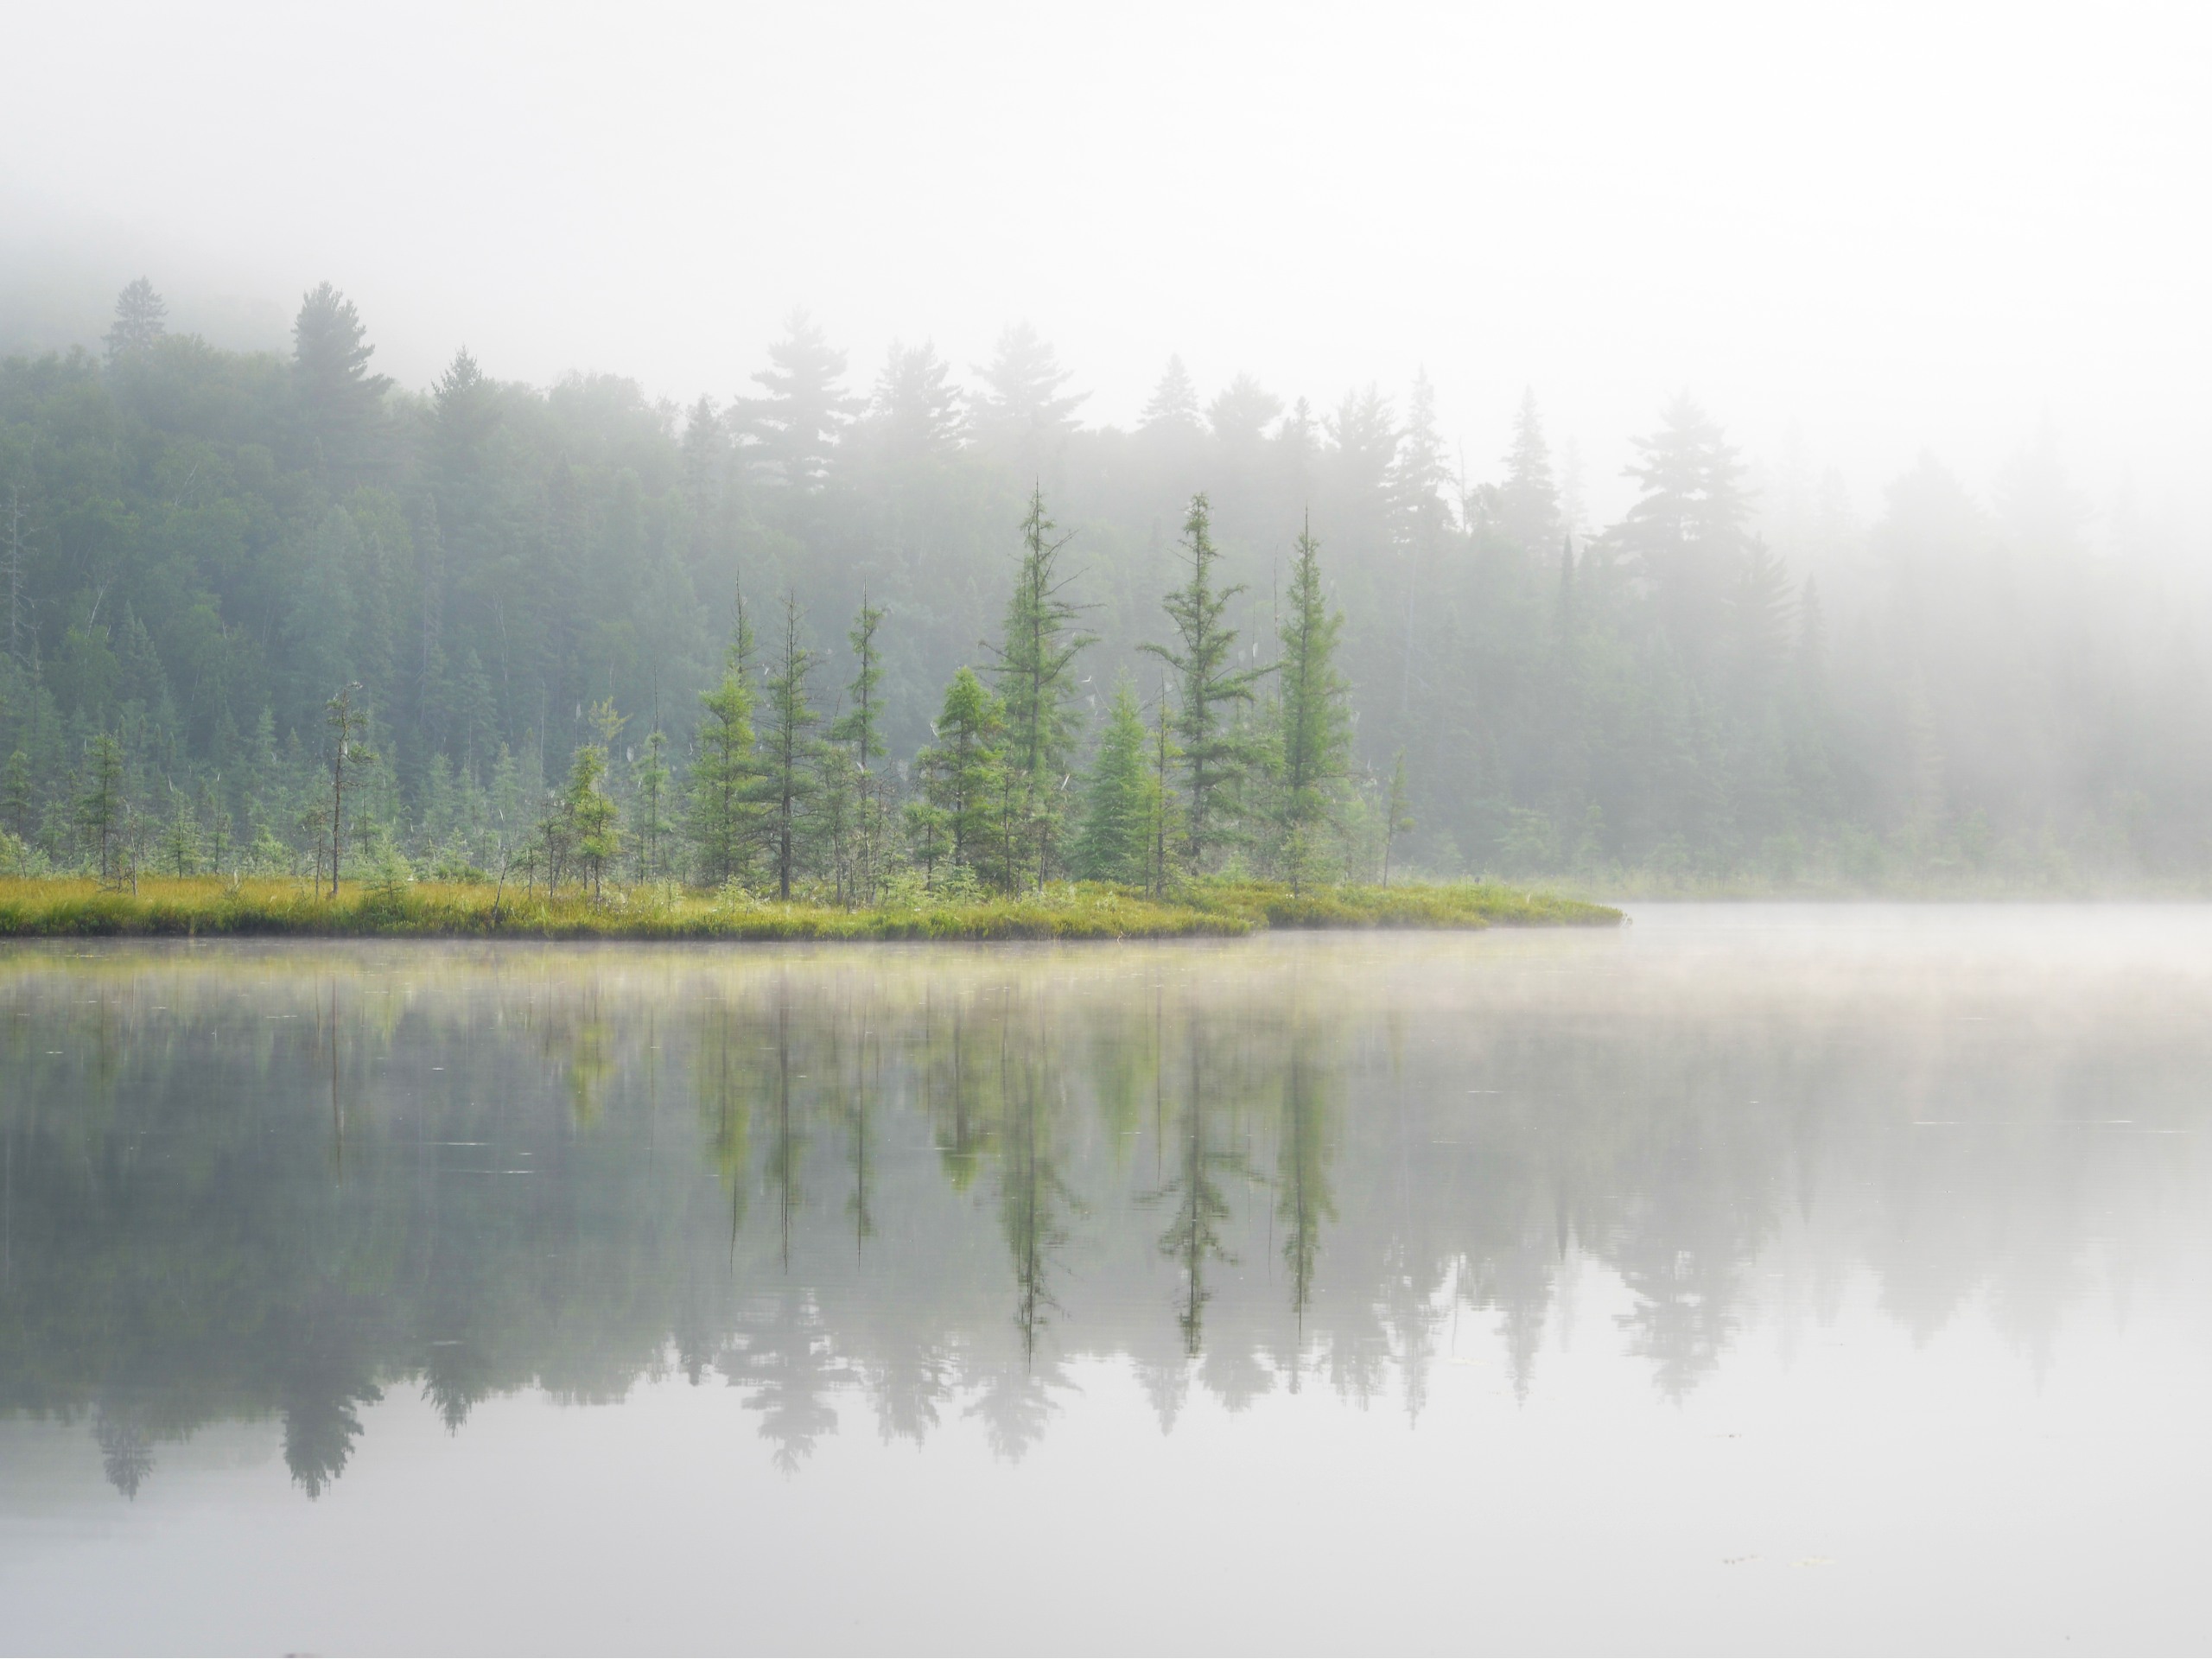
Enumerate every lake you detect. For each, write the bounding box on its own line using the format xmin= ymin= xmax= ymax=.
xmin=3 ymin=906 xmax=2210 ymax=1653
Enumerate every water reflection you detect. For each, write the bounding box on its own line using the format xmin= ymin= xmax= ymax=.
xmin=4 ymin=908 xmax=2211 ymax=1497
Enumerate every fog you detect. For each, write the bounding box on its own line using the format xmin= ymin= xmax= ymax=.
xmin=3 ymin=2 xmax=2212 ymax=891
xmin=6 ymin=2 xmax=2209 ymax=520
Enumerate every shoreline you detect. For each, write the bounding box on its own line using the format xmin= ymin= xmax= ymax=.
xmin=0 ymin=877 xmax=1621 ymax=942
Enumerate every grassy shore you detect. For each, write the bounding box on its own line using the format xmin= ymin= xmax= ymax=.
xmin=0 ymin=875 xmax=1618 ymax=942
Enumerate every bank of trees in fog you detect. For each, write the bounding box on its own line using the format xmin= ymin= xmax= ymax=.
xmin=0 ymin=277 xmax=2199 ymax=891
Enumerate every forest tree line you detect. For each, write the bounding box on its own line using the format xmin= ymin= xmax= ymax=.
xmin=0 ymin=276 xmax=2202 ymax=891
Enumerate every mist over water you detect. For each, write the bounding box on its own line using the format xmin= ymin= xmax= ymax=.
xmin=4 ymin=911 xmax=2212 ymax=1649
xmin=4 ymin=11 xmax=2212 ymax=1646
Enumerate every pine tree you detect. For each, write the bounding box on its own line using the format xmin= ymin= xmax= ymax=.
xmin=1141 ymin=495 xmax=1271 ymax=874
xmin=292 ymin=283 xmax=392 ymax=479
xmin=1496 ymin=387 xmax=1563 ymax=554
xmin=159 ymin=783 xmax=200 ymax=876
xmin=760 ymin=592 xmax=822 ymax=899
xmin=76 ymin=732 xmax=128 ymax=885
xmin=1072 ymin=674 xmax=1154 ymax=885
xmin=1140 ymin=356 xmax=1201 ymax=434
xmin=1389 ymin=370 xmax=1451 ymax=723
xmin=1382 ymin=750 xmax=1414 ymax=887
xmin=631 ymin=728 xmax=674 ymax=883
xmin=829 ymin=594 xmax=888 ymax=900
xmin=324 ymin=683 xmax=373 ymax=897
xmin=1207 ymin=374 xmax=1282 ymax=446
xmin=104 ymin=278 xmax=167 ymax=362
xmin=970 ymin=323 xmax=1085 ymax=470
xmin=742 ymin=310 xmax=857 ymax=494
xmin=559 ymin=741 xmax=620 ymax=899
xmin=680 ymin=397 xmax=725 ymax=565
xmin=1274 ymin=518 xmax=1352 ymax=893
xmin=870 ymin=341 xmax=964 ymax=461
xmin=1607 ymin=395 xmax=1751 ymax=671
xmin=918 ymin=667 xmax=1004 ymax=878
xmin=688 ymin=644 xmax=759 ymax=890
xmin=2 ymin=749 xmax=30 ymax=843
xmin=988 ymin=487 xmax=1094 ymax=887
xmin=1148 ymin=680 xmax=1179 ymax=897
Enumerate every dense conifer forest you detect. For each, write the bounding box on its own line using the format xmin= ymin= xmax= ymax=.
xmin=0 ymin=277 xmax=2199 ymax=893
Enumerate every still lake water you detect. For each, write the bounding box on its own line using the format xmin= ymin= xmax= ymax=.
xmin=3 ymin=906 xmax=2211 ymax=1653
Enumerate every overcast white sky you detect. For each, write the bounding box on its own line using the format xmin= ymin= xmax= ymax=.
xmin=4 ymin=1 xmax=2209 ymax=524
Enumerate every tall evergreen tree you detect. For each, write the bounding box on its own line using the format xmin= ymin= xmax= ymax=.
xmin=1382 ymin=750 xmax=1414 ymax=887
xmin=555 ymin=738 xmax=620 ymax=898
xmin=1207 ymin=374 xmax=1283 ymax=447
xmin=292 ymin=283 xmax=391 ymax=479
xmin=987 ymin=487 xmax=1094 ymax=886
xmin=323 ymin=683 xmax=373 ymax=897
xmin=1274 ymin=518 xmax=1352 ymax=892
xmin=1141 ymin=495 xmax=1271 ymax=874
xmin=1496 ymin=387 xmax=1563 ymax=554
xmin=103 ymin=279 xmax=167 ymax=362
xmin=970 ymin=323 xmax=1085 ymax=470
xmin=1072 ymin=673 xmax=1153 ymax=885
xmin=1608 ymin=395 xmax=1751 ymax=671
xmin=687 ymin=609 xmax=760 ymax=888
xmin=76 ymin=732 xmax=128 ymax=886
xmin=1140 ymin=357 xmax=1201 ymax=434
xmin=918 ymin=667 xmax=1004 ymax=878
xmin=742 ymin=310 xmax=857 ymax=494
xmin=629 ymin=728 xmax=675 ymax=883
xmin=869 ymin=340 xmax=964 ymax=461
xmin=829 ymin=594 xmax=888 ymax=899
xmin=760 ymin=592 xmax=822 ymax=899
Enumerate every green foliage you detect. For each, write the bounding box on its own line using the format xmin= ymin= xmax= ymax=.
xmin=918 ymin=667 xmax=1004 ymax=880
xmin=759 ymin=592 xmax=822 ymax=900
xmin=687 ymin=659 xmax=760 ymax=889
xmin=75 ymin=733 xmax=128 ymax=886
xmin=556 ymin=742 xmax=620 ymax=899
xmin=988 ymin=486 xmax=1095 ymax=884
xmin=1141 ymin=495 xmax=1272 ymax=875
xmin=0 ymin=874 xmax=1618 ymax=940
xmin=1274 ymin=518 xmax=1351 ymax=893
xmin=0 ymin=279 xmax=2202 ymax=897
xmin=1073 ymin=675 xmax=1154 ymax=886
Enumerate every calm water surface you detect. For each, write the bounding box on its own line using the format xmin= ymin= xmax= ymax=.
xmin=3 ymin=906 xmax=2211 ymax=1653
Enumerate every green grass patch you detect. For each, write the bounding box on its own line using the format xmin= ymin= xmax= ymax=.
xmin=0 ymin=876 xmax=1620 ymax=943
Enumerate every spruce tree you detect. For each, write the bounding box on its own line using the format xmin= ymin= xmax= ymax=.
xmin=741 ymin=310 xmax=857 ymax=495
xmin=871 ymin=341 xmax=964 ymax=462
xmin=1607 ymin=395 xmax=1751 ymax=672
xmin=324 ymin=683 xmax=373 ymax=897
xmin=1072 ymin=674 xmax=1153 ymax=885
xmin=1141 ymin=495 xmax=1271 ymax=874
xmin=559 ymin=741 xmax=620 ymax=899
xmin=1274 ymin=518 xmax=1351 ymax=893
xmin=988 ymin=487 xmax=1094 ymax=887
xmin=1382 ymin=751 xmax=1414 ymax=887
xmin=687 ymin=620 xmax=760 ymax=889
xmin=159 ymin=783 xmax=200 ymax=876
xmin=918 ymin=668 xmax=1004 ymax=879
xmin=1497 ymin=387 xmax=1563 ymax=555
xmin=829 ymin=594 xmax=888 ymax=900
xmin=76 ymin=733 xmax=128 ymax=886
xmin=2 ymin=750 xmax=30 ymax=843
xmin=631 ymin=728 xmax=674 ymax=883
xmin=760 ymin=592 xmax=822 ymax=899
xmin=292 ymin=283 xmax=392 ymax=480
xmin=970 ymin=323 xmax=1085 ymax=471
xmin=104 ymin=278 xmax=168 ymax=362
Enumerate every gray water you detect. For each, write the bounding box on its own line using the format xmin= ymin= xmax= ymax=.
xmin=3 ymin=906 xmax=2210 ymax=1653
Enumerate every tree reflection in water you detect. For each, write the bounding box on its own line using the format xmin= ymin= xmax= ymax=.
xmin=3 ymin=920 xmax=2210 ymax=1494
